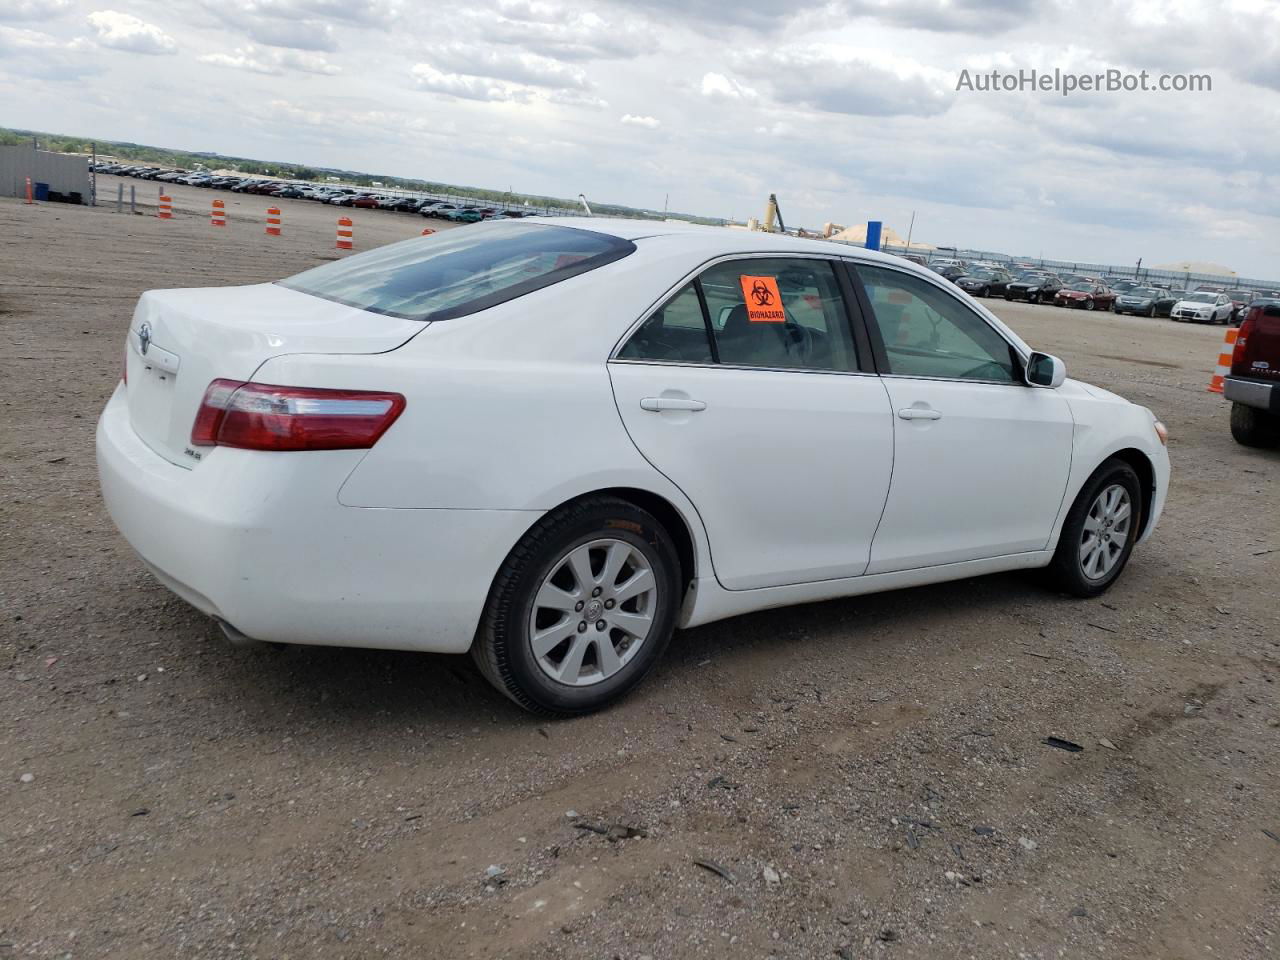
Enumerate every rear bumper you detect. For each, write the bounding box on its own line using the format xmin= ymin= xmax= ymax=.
xmin=96 ymin=384 xmax=537 ymax=653
xmin=1225 ymin=376 xmax=1279 ymax=413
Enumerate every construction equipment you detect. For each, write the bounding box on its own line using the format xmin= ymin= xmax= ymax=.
xmin=761 ymin=193 xmax=785 ymax=233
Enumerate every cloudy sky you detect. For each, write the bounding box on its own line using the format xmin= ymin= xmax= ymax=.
xmin=2 ymin=0 xmax=1278 ymax=276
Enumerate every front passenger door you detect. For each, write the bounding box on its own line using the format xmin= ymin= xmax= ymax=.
xmin=852 ymin=263 xmax=1075 ymax=574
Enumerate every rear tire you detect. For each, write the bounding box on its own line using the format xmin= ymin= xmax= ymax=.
xmin=472 ymin=496 xmax=681 ymax=715
xmin=1230 ymin=402 xmax=1280 ymax=448
xmin=1043 ymin=458 xmax=1143 ymax=598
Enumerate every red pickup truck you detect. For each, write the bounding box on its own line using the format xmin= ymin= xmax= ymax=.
xmin=1226 ymin=300 xmax=1280 ymax=446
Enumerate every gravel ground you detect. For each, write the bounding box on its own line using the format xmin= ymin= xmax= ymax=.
xmin=2 ymin=179 xmax=1278 ymax=960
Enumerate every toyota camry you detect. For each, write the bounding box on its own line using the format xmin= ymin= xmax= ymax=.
xmin=97 ymin=220 xmax=1171 ymax=714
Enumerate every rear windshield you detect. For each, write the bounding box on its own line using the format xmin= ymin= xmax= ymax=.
xmin=278 ymin=222 xmax=635 ymax=321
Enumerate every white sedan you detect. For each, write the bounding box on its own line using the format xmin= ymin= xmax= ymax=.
xmin=97 ymin=220 xmax=1171 ymax=714
xmin=1170 ymin=291 xmax=1233 ymax=324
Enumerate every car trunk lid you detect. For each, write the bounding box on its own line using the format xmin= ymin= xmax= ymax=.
xmin=124 ymin=283 xmax=425 ymax=468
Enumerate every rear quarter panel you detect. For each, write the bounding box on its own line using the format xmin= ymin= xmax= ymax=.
xmin=252 ymin=239 xmax=726 ymax=572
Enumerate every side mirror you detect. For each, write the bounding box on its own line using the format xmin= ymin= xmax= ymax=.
xmin=1025 ymin=352 xmax=1066 ymax=388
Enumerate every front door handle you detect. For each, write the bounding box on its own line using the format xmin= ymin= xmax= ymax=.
xmin=898 ymin=406 xmax=942 ymax=421
xmin=641 ymin=397 xmax=707 ymax=412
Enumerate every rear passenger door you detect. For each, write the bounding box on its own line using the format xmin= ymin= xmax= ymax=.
xmin=609 ymin=256 xmax=895 ymax=591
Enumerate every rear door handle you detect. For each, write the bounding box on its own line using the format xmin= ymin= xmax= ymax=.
xmin=898 ymin=407 xmax=942 ymax=421
xmin=640 ymin=397 xmax=707 ymax=412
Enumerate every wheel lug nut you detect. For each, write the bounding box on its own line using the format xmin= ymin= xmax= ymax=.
xmin=596 ymin=620 xmax=606 ymax=631
xmin=575 ymin=601 xmax=584 ymax=612
xmin=604 ymin=599 xmax=615 ymax=609
xmin=577 ymin=621 xmax=587 ymax=633
xmin=592 ymin=587 xmax=602 ymax=598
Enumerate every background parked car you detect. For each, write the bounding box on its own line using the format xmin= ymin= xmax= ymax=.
xmin=1005 ymin=271 xmax=1063 ymax=304
xmin=1113 ymin=286 xmax=1163 ymax=317
xmin=1152 ymin=288 xmax=1184 ymax=317
xmin=1225 ymin=289 xmax=1255 ymax=321
xmin=930 ymin=263 xmax=967 ymax=283
xmin=1171 ymin=291 xmax=1233 ymax=324
xmin=955 ymin=266 xmax=1014 ymax=298
xmin=1054 ymin=281 xmax=1116 ymax=311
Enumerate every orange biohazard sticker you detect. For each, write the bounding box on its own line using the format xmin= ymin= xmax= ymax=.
xmin=739 ymin=275 xmax=786 ymax=322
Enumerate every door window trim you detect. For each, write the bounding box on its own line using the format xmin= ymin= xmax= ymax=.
xmin=842 ymin=260 xmax=1030 ymax=387
xmin=609 ymin=252 xmax=877 ymax=376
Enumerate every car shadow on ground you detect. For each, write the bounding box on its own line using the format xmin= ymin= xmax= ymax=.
xmin=184 ymin=569 xmax=1067 ymax=735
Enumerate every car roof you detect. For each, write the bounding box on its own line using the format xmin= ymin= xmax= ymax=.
xmin=521 ymin=216 xmax=919 ymax=269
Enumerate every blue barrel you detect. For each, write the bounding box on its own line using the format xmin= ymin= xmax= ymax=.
xmin=34 ymin=182 xmax=50 ymax=201
xmin=865 ymin=220 xmax=883 ymax=251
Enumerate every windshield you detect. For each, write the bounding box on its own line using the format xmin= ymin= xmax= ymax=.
xmin=1067 ymin=282 xmax=1094 ymax=292
xmin=1127 ymin=287 xmax=1159 ymax=298
xmin=279 ymin=222 xmax=635 ymax=321
xmin=1226 ymin=290 xmax=1252 ymax=300
xmin=966 ymin=268 xmax=995 ymax=279
xmin=1186 ymin=293 xmax=1217 ymax=303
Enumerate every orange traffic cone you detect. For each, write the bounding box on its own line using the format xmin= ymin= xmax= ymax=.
xmin=1208 ymin=327 xmax=1239 ymax=393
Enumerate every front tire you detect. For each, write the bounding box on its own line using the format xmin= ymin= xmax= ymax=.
xmin=1084 ymin=298 xmax=1095 ymax=311
xmin=472 ymin=496 xmax=681 ymax=715
xmin=1043 ymin=458 xmax=1142 ymax=597
xmin=1230 ymin=402 xmax=1280 ymax=448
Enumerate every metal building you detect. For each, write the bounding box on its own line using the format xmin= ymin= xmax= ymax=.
xmin=0 ymin=143 xmax=91 ymax=204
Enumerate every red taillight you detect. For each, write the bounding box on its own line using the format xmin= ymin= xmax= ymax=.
xmin=191 ymin=380 xmax=406 ymax=452
xmin=1233 ymin=311 xmax=1256 ymax=368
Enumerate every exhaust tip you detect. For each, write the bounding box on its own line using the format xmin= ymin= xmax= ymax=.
xmin=217 ymin=619 xmax=262 ymax=648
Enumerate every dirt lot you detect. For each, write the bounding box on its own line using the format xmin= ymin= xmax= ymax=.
xmin=2 ymin=179 xmax=1278 ymax=960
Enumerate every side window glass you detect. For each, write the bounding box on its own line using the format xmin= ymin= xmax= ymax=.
xmin=857 ymin=264 xmax=1020 ymax=382
xmin=617 ymin=283 xmax=712 ymax=363
xmin=697 ymin=258 xmax=856 ymax=371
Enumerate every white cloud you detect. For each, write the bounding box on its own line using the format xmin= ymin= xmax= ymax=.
xmin=428 ymin=43 xmax=590 ymax=90
xmin=0 ymin=23 xmax=61 ymax=49
xmin=488 ymin=2 xmax=648 ymax=60
xmin=86 ymin=10 xmax=177 ymax=55
xmin=207 ymin=2 xmax=337 ymax=52
xmin=410 ymin=63 xmax=530 ymax=103
xmin=700 ymin=72 xmax=757 ymax=100
xmin=621 ymin=113 xmax=660 ymax=128
xmin=737 ymin=45 xmax=952 ymax=117
xmin=0 ymin=0 xmax=72 ymax=21
xmin=199 ymin=44 xmax=340 ymax=75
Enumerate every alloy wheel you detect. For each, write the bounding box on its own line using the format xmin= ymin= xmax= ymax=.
xmin=528 ymin=538 xmax=658 ymax=686
xmin=1079 ymin=483 xmax=1132 ymax=581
